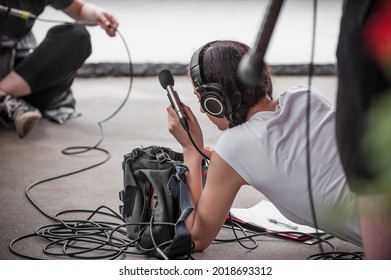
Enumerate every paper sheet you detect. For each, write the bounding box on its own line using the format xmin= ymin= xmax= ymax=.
xmin=230 ymin=200 xmax=324 ymax=234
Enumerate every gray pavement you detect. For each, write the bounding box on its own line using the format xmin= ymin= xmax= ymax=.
xmin=0 ymin=75 xmax=363 ymax=260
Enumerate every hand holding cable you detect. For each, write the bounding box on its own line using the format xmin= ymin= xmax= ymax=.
xmin=94 ymin=9 xmax=118 ymax=37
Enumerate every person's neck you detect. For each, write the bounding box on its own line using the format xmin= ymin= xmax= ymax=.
xmin=246 ymin=96 xmax=277 ymax=120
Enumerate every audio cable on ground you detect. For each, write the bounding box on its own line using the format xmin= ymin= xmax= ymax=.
xmin=7 ymin=13 xmax=138 ymax=259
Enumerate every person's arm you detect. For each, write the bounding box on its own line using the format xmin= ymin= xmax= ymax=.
xmin=167 ymin=105 xmax=246 ymax=251
xmin=62 ymin=0 xmax=118 ymax=37
xmin=188 ymin=151 xmax=245 ymax=250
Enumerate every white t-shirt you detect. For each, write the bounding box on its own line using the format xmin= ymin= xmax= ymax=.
xmin=214 ymin=85 xmax=361 ymax=246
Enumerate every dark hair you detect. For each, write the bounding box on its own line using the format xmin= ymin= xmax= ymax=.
xmin=199 ymin=40 xmax=273 ymax=127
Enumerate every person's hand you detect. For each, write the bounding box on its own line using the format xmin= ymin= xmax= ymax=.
xmin=64 ymin=1 xmax=119 ymax=36
xmin=202 ymin=146 xmax=214 ymax=159
xmin=94 ymin=8 xmax=118 ymax=37
xmin=167 ymin=103 xmax=204 ymax=154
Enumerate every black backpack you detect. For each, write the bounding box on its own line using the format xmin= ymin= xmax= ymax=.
xmin=119 ymin=145 xmax=194 ymax=259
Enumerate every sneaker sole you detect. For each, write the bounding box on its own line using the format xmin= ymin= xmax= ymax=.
xmin=15 ymin=111 xmax=42 ymax=138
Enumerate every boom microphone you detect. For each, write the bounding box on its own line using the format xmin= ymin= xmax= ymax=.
xmin=0 ymin=4 xmax=36 ymax=20
xmin=238 ymin=0 xmax=284 ymax=85
xmin=158 ymin=69 xmax=189 ymax=131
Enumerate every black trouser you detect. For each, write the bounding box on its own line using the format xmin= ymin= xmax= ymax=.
xmin=15 ymin=24 xmax=92 ymax=110
xmin=335 ymin=0 xmax=389 ymax=194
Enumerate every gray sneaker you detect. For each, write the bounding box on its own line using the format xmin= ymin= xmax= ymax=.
xmin=0 ymin=95 xmax=42 ymax=137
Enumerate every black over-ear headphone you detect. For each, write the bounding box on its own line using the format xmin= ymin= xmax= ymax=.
xmin=189 ymin=42 xmax=232 ymax=118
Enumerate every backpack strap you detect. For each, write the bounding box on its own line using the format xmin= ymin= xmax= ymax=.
xmin=160 ymin=164 xmax=194 ymax=259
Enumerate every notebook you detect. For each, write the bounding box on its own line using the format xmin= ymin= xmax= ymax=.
xmin=228 ymin=200 xmax=332 ymax=244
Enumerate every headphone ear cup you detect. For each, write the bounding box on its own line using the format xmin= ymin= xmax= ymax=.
xmin=199 ymin=83 xmax=229 ymax=118
xmin=200 ymin=92 xmax=225 ymax=117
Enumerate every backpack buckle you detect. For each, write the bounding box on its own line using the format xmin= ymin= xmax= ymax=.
xmin=156 ymin=149 xmax=170 ymax=162
xmin=132 ymin=148 xmax=141 ymax=157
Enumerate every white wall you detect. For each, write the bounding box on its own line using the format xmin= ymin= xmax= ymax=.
xmin=33 ymin=0 xmax=343 ymax=64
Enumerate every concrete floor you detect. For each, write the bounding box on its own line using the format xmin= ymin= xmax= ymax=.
xmin=0 ymin=75 xmax=363 ymax=260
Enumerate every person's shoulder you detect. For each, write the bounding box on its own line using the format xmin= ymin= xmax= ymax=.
xmin=282 ymin=85 xmax=333 ymax=107
xmin=284 ymin=84 xmax=321 ymax=96
xmin=217 ymin=125 xmax=249 ymax=148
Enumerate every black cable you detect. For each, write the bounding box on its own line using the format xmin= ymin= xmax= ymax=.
xmin=62 ymin=27 xmax=133 ymax=154
xmin=214 ymin=227 xmax=337 ymax=250
xmin=8 ymin=16 xmax=137 ymax=259
xmin=224 ymin=213 xmax=258 ymax=250
xmin=23 ymin=25 xmax=133 ymax=218
xmin=23 ymin=147 xmax=111 ymax=220
xmin=305 ymin=0 xmax=325 ymax=254
xmin=303 ymin=1 xmax=364 ymax=259
xmin=307 ymin=251 xmax=364 ymax=260
xmin=216 ymin=228 xmax=363 ymax=260
xmin=9 ymin=206 xmax=132 ymax=260
xmin=186 ymin=130 xmax=210 ymax=161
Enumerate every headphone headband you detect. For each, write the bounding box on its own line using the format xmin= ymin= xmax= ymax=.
xmin=189 ymin=41 xmax=232 ymax=118
xmin=190 ymin=41 xmax=216 ymax=88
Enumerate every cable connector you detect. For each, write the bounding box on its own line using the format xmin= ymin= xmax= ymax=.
xmin=0 ymin=4 xmax=36 ymax=20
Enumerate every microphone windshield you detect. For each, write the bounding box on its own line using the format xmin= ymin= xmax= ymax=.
xmin=158 ymin=69 xmax=175 ymax=89
xmin=238 ymin=50 xmax=265 ymax=85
